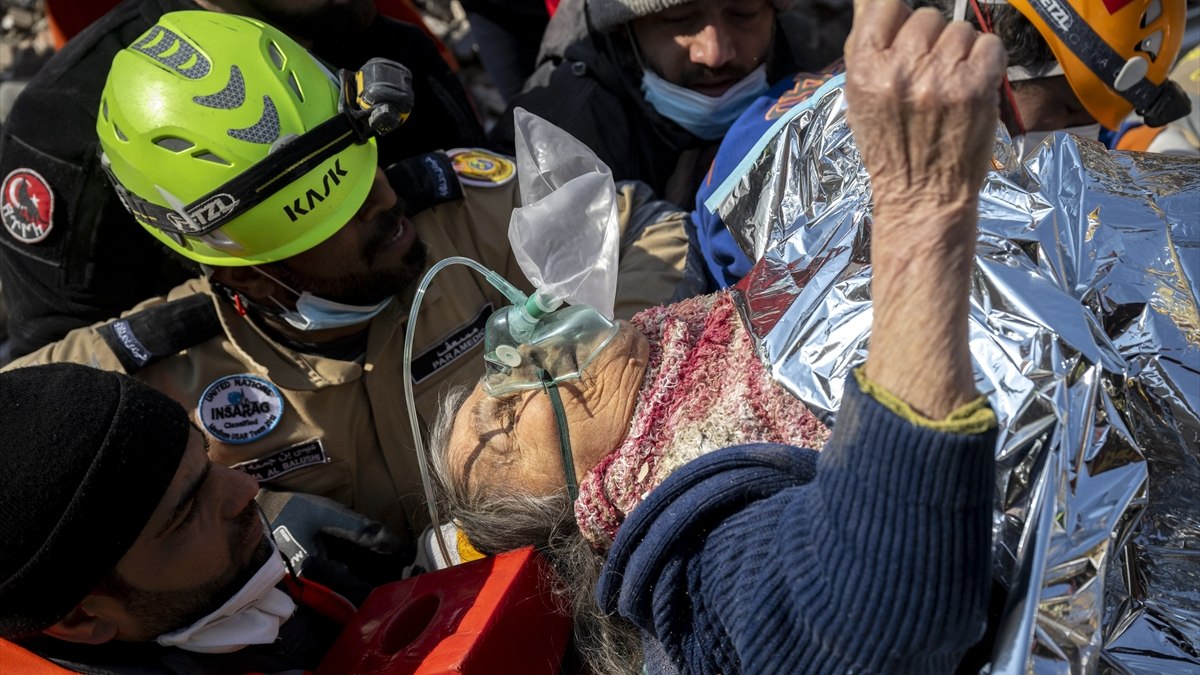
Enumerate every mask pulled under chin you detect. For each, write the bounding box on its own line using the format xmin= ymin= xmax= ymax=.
xmin=253 ymin=266 xmax=393 ymax=332
xmin=276 ymin=292 xmax=393 ymax=332
xmin=155 ymin=546 xmax=296 ymax=654
xmin=1017 ymin=123 xmax=1103 ymax=157
xmin=641 ymin=65 xmax=769 ymax=140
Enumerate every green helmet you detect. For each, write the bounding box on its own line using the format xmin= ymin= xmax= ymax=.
xmin=97 ymin=11 xmax=378 ymax=266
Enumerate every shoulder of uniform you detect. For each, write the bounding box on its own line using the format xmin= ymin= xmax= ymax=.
xmin=386 ymin=149 xmax=517 ymax=217
xmin=97 ymin=293 xmax=222 ymax=374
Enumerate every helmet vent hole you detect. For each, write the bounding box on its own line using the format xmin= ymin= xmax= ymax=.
xmin=114 ymin=124 xmax=128 ymax=142
xmin=1140 ymin=31 xmax=1162 ymax=61
xmin=268 ymin=41 xmax=286 ymax=70
xmin=288 ymin=71 xmax=304 ymax=102
xmin=101 ymin=98 xmax=108 ymax=121
xmin=193 ymin=152 xmax=231 ymax=166
xmin=1142 ymin=0 xmax=1161 ymax=27
xmin=155 ymin=137 xmax=195 ymax=152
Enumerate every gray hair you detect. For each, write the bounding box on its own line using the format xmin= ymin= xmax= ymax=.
xmin=427 ymin=385 xmax=644 ymax=675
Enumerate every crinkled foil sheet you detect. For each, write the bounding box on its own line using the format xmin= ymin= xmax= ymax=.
xmin=714 ymin=83 xmax=1200 ymax=673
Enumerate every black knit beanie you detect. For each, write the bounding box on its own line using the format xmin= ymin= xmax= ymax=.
xmin=586 ymin=0 xmax=796 ymax=32
xmin=0 ymin=364 xmax=190 ymax=641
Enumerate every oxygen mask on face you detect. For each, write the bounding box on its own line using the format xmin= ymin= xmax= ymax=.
xmin=477 ymin=107 xmax=623 ymax=393
xmin=482 ymin=290 xmax=618 ymax=396
xmin=406 ymin=257 xmax=618 ymax=397
xmin=403 ymin=110 xmax=624 ymax=563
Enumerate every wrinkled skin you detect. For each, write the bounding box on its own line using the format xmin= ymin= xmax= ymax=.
xmin=450 ymin=0 xmax=1007 ymax=497
xmin=449 ymin=323 xmax=650 ymax=496
xmin=844 ymin=0 xmax=1006 ymax=418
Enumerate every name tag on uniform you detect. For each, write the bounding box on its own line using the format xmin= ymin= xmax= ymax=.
xmin=410 ymin=303 xmax=493 ymax=384
xmin=233 ymin=438 xmax=328 ymax=482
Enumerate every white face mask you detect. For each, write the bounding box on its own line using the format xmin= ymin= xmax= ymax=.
xmin=1017 ymin=123 xmax=1103 ymax=157
xmin=641 ymin=65 xmax=770 ymax=140
xmin=253 ymin=266 xmax=393 ymax=332
xmin=155 ymin=543 xmax=296 ymax=654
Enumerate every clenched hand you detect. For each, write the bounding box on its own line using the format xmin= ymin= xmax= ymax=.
xmin=846 ymin=0 xmax=1007 ymax=419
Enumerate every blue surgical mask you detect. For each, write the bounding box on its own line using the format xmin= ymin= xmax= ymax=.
xmin=641 ymin=65 xmax=769 ymax=140
xmin=253 ymin=266 xmax=393 ymax=331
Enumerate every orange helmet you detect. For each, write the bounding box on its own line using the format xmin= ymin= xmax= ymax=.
xmin=1005 ymin=0 xmax=1191 ymax=129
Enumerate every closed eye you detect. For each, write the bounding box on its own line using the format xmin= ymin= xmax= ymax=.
xmin=178 ymin=496 xmax=202 ymax=529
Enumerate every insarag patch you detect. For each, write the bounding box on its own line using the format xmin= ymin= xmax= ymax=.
xmin=410 ymin=303 xmax=493 ymax=383
xmin=198 ymin=374 xmax=283 ymax=444
xmin=234 ymin=439 xmax=328 ymax=482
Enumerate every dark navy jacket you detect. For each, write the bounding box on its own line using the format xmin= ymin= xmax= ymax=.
xmin=598 ymin=374 xmax=996 ymax=674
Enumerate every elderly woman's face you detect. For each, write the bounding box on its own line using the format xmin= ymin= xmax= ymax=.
xmin=448 ymin=322 xmax=651 ymax=496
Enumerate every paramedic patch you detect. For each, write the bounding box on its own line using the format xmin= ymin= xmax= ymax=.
xmin=199 ymin=374 xmax=284 ymax=444
xmin=1 ymin=168 xmax=54 ymax=243
xmin=410 ymin=303 xmax=493 ymax=383
xmin=447 ymin=148 xmax=515 ymax=187
xmin=236 ymin=439 xmax=328 ymax=482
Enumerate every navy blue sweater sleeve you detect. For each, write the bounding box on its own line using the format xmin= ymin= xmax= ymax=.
xmin=597 ymin=375 xmax=996 ymax=674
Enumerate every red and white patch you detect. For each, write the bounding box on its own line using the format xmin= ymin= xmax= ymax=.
xmin=1 ymin=168 xmax=54 ymax=243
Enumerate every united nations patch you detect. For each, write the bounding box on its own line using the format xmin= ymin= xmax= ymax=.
xmin=447 ymin=148 xmax=515 ymax=187
xmin=198 ymin=374 xmax=284 ymax=444
xmin=1 ymin=168 xmax=54 ymax=243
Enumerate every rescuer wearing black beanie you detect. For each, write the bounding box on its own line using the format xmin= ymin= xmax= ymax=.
xmin=0 ymin=363 xmax=190 ymax=640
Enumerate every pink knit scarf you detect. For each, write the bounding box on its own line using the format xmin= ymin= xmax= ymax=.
xmin=574 ymin=292 xmax=830 ymax=550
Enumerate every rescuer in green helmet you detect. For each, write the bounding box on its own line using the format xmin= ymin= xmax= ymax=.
xmin=6 ymin=11 xmax=693 ymax=551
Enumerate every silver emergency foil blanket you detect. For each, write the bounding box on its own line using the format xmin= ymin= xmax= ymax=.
xmin=711 ymin=79 xmax=1199 ymax=674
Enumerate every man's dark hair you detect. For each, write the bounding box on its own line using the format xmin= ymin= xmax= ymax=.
xmin=918 ymin=0 xmax=1056 ymax=69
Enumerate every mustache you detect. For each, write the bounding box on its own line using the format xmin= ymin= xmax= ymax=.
xmin=676 ymin=64 xmax=756 ymax=89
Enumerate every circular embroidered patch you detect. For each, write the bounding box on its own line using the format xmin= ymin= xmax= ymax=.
xmin=1 ymin=168 xmax=54 ymax=243
xmin=198 ymin=374 xmax=284 ymax=444
xmin=447 ymin=148 xmax=515 ymax=187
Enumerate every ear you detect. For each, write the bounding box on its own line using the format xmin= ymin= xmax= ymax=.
xmin=42 ymin=599 xmax=120 ymax=645
xmin=208 ymin=265 xmax=280 ymax=304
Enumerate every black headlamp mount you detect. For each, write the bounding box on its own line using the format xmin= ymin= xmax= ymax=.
xmin=104 ymin=58 xmax=414 ymax=242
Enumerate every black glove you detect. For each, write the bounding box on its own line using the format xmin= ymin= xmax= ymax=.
xmin=256 ymin=490 xmax=416 ymax=606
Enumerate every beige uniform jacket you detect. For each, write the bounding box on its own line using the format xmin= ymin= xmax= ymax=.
xmin=6 ymin=172 xmax=692 ymax=540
